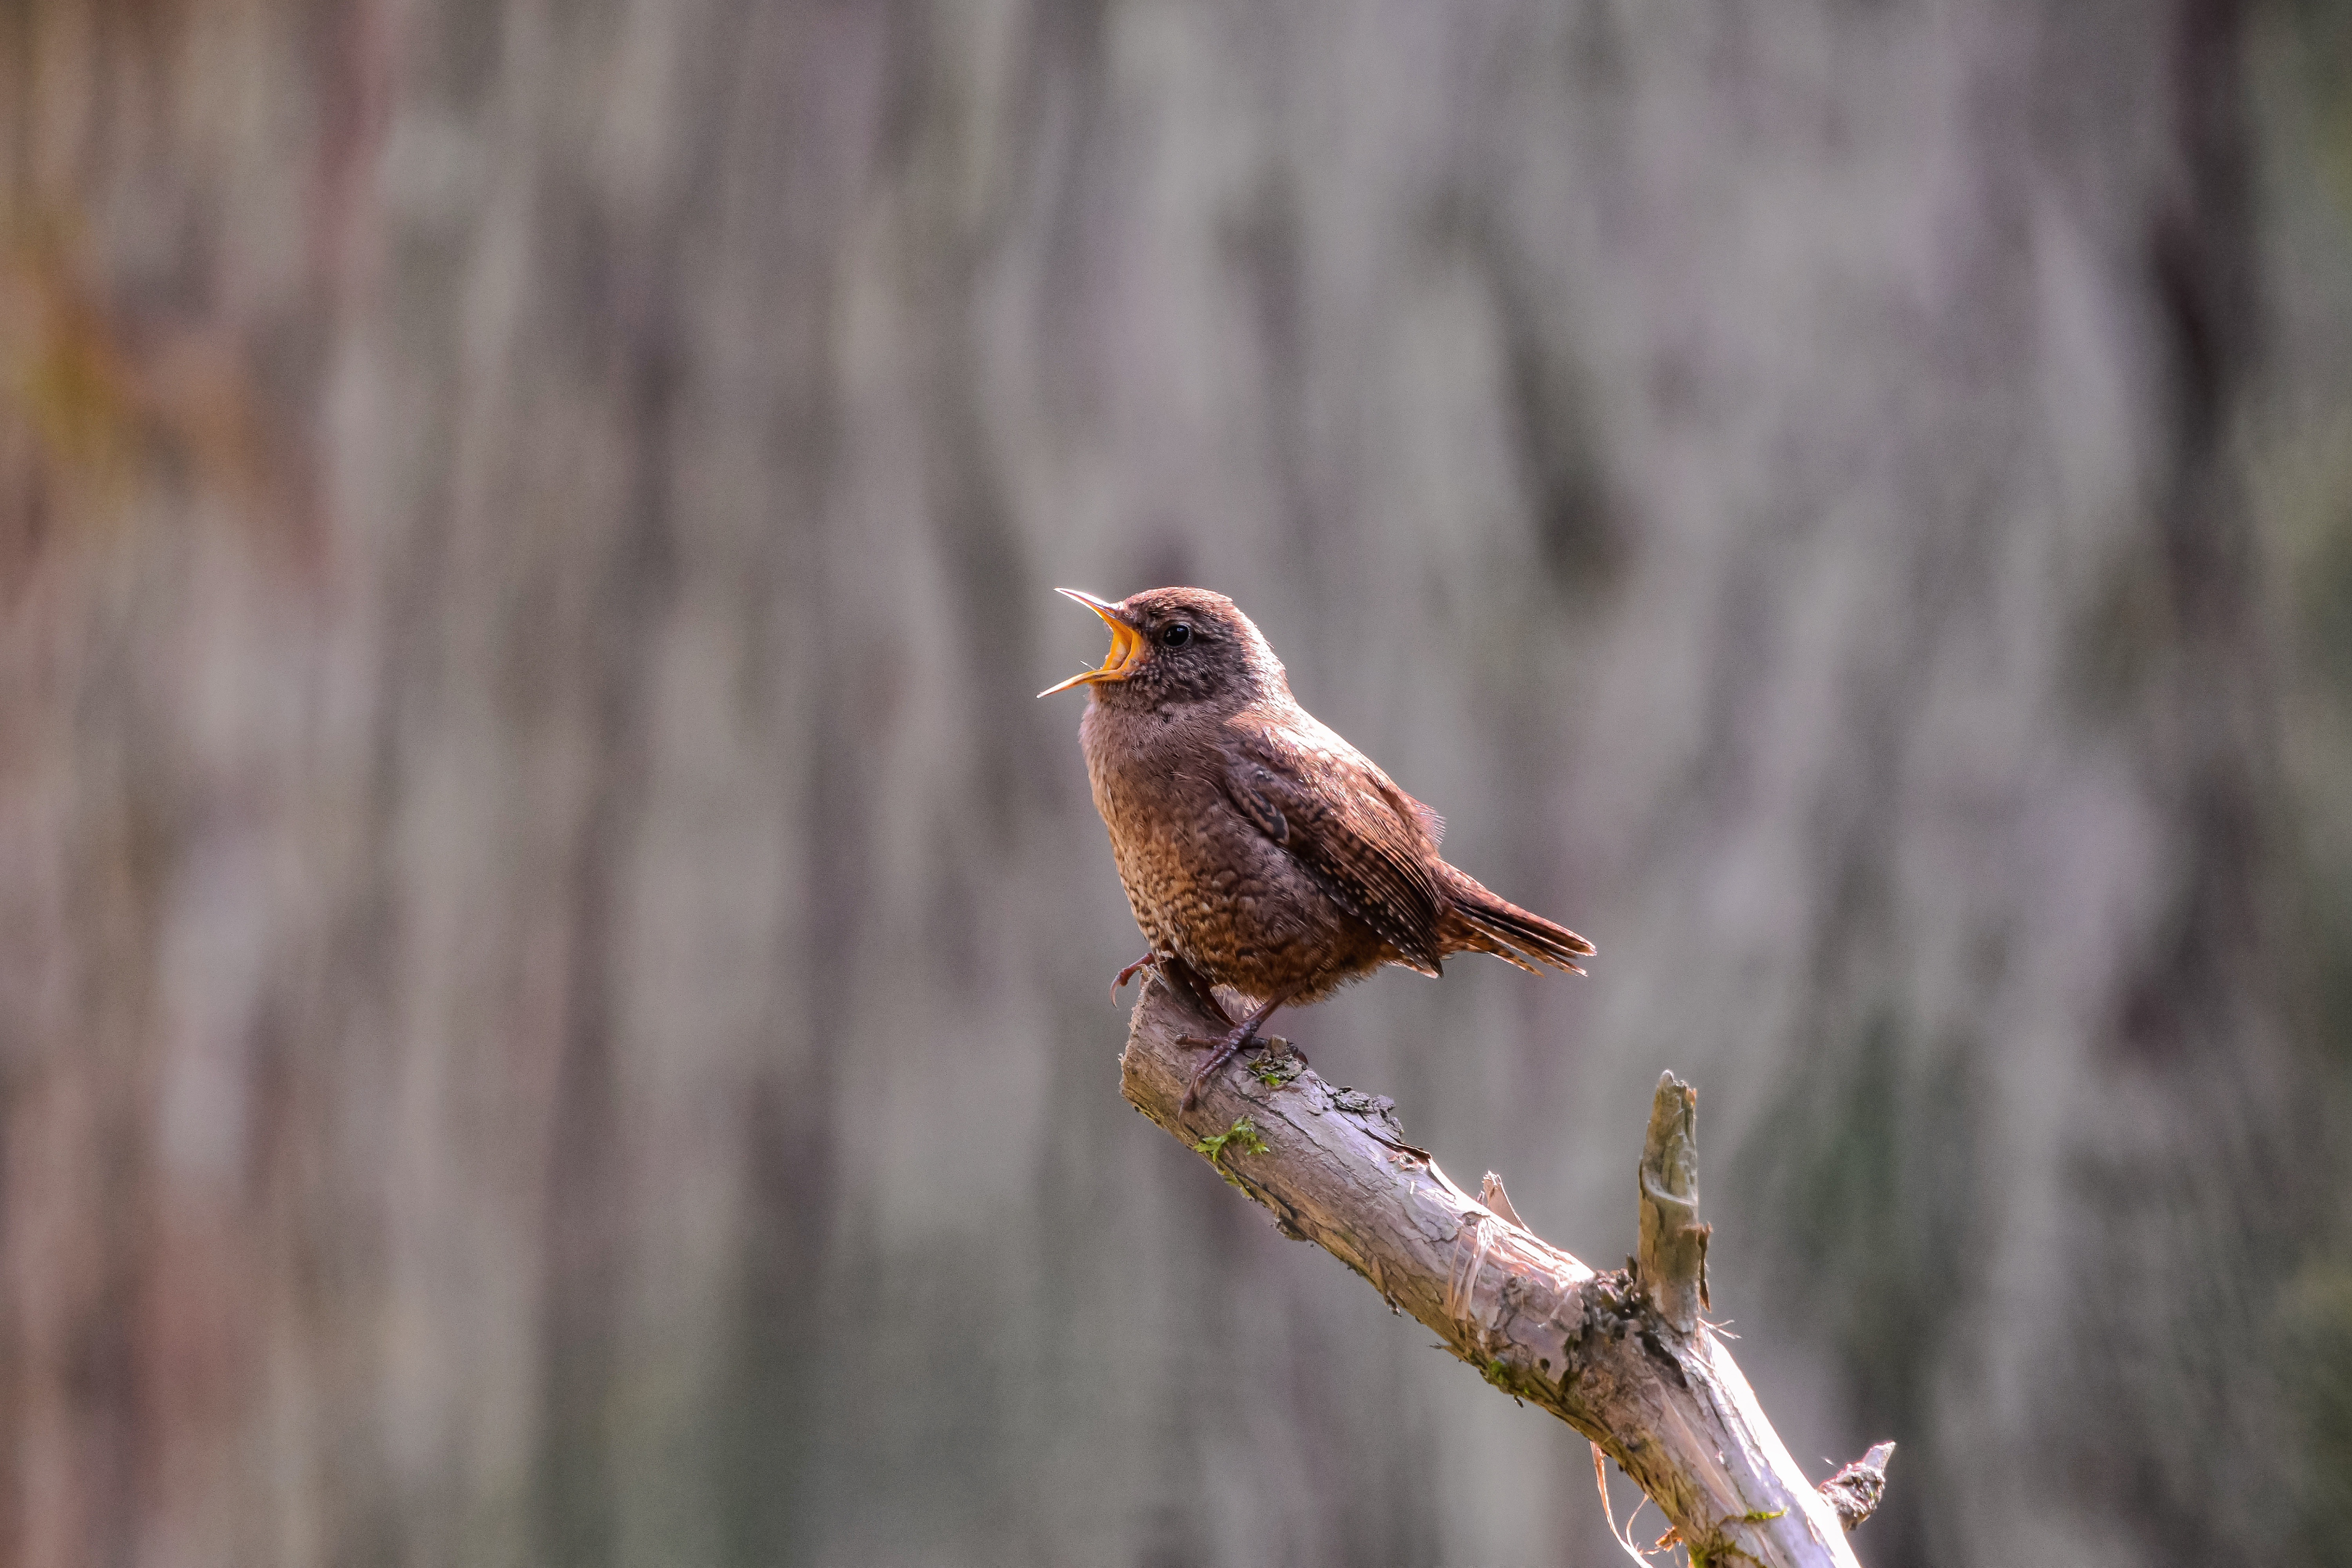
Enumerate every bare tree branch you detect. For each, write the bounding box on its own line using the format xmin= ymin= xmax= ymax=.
xmin=1120 ymin=979 xmax=1892 ymax=1567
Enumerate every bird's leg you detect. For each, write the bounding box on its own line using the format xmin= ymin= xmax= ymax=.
xmin=1151 ymin=953 xmax=1234 ymax=1029
xmin=1178 ymin=982 xmax=1306 ymax=1112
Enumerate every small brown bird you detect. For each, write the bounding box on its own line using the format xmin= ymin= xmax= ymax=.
xmin=1042 ymin=586 xmax=1593 ymax=1109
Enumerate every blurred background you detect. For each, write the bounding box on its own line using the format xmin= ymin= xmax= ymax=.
xmin=4 ymin=2 xmax=2352 ymax=1564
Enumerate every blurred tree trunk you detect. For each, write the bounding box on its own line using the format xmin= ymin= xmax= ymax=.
xmin=0 ymin=2 xmax=2341 ymax=1566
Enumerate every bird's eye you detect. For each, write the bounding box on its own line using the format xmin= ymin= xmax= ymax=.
xmin=1161 ymin=624 xmax=1192 ymax=648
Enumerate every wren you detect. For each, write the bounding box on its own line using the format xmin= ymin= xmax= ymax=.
xmin=1042 ymin=586 xmax=1593 ymax=1110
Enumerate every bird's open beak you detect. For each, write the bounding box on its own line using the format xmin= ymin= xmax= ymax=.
xmin=1038 ymin=588 xmax=1146 ymax=697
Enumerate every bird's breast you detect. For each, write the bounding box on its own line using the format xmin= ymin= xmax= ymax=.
xmin=1078 ymin=713 xmax=1221 ymax=920
xmin=1076 ymin=702 xmax=1382 ymax=997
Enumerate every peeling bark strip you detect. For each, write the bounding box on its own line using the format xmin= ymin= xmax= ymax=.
xmin=1121 ymin=981 xmax=1892 ymax=1567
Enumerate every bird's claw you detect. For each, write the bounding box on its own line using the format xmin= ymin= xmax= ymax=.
xmin=1174 ymin=1033 xmax=1302 ymax=1062
xmin=1112 ymin=952 xmax=1162 ymax=1001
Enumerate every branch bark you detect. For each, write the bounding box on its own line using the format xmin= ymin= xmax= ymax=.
xmin=1120 ymin=979 xmax=1891 ymax=1566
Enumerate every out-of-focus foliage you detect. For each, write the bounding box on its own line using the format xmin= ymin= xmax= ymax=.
xmin=2 ymin=2 xmax=2350 ymax=1566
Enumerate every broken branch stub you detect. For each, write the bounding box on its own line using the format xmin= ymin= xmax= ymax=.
xmin=1820 ymin=1442 xmax=1897 ymax=1530
xmin=1117 ymin=978 xmax=1886 ymax=1568
xmin=1637 ymin=1071 xmax=1711 ymax=1334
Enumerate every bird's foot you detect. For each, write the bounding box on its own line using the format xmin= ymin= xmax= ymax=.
xmin=1171 ymin=1025 xmax=1251 ymax=1109
xmin=1177 ymin=1020 xmax=1266 ymax=1111
xmin=1173 ymin=1029 xmax=1307 ymax=1067
xmin=1174 ymin=982 xmax=1305 ymax=1111
xmin=1111 ymin=951 xmax=1160 ymax=1001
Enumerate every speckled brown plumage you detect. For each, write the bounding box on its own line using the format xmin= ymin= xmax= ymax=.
xmin=1042 ymin=586 xmax=1593 ymax=1107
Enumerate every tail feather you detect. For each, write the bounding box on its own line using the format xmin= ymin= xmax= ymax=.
xmin=1449 ymin=922 xmax=1546 ymax=975
xmin=1438 ymin=866 xmax=1594 ymax=976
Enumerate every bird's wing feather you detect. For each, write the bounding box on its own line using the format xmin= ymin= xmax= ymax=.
xmin=1224 ymin=715 xmax=1446 ymax=973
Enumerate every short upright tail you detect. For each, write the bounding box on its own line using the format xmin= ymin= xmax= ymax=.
xmin=1437 ymin=864 xmax=1595 ymax=976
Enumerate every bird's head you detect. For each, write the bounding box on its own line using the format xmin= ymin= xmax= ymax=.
xmin=1038 ymin=586 xmax=1284 ymax=713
